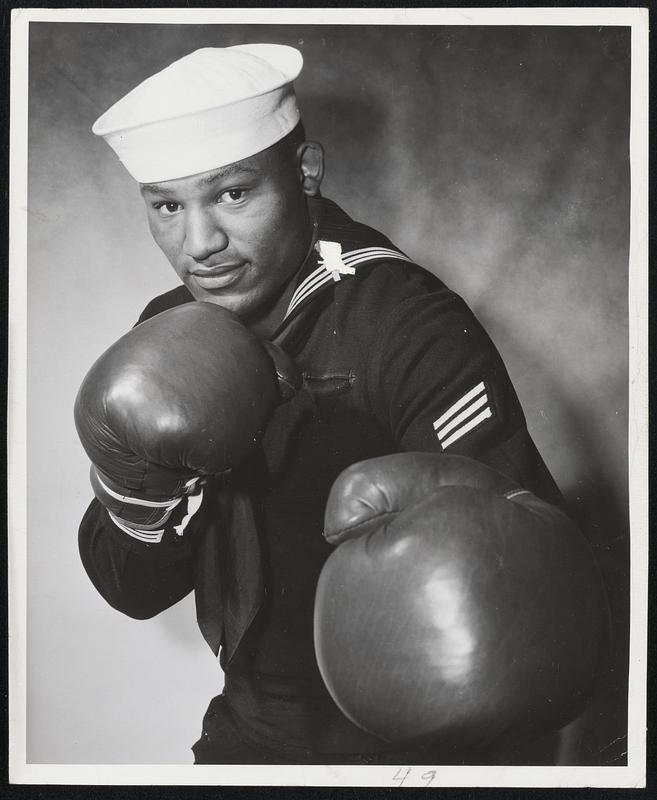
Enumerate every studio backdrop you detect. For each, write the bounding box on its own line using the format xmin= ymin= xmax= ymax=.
xmin=26 ymin=22 xmax=630 ymax=764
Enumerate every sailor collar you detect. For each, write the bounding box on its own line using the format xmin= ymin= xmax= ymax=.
xmin=278 ymin=199 xmax=413 ymax=330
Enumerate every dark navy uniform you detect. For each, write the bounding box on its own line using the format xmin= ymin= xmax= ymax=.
xmin=79 ymin=197 xmax=564 ymax=764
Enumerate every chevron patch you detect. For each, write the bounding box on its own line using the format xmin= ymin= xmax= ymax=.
xmin=433 ymin=382 xmax=493 ymax=449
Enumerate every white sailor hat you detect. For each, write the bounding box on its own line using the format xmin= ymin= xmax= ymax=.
xmin=92 ymin=44 xmax=303 ymax=183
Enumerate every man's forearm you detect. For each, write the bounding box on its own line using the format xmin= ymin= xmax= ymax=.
xmin=78 ymin=499 xmax=195 ymax=619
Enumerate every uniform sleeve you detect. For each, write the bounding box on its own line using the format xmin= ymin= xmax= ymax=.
xmin=365 ymin=288 xmax=564 ymax=507
xmin=78 ymin=498 xmax=195 ymax=619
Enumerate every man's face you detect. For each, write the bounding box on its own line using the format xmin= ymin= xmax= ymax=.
xmin=140 ymin=142 xmax=312 ymax=319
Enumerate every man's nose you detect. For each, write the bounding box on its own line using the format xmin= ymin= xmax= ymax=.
xmin=183 ymin=209 xmax=229 ymax=262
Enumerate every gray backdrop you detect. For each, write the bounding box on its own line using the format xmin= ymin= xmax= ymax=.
xmin=26 ymin=23 xmax=630 ymax=764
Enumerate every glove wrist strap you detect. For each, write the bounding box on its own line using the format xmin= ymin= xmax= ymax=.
xmin=90 ymin=464 xmax=201 ymax=528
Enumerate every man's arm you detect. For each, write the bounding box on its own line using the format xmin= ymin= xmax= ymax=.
xmin=76 ymin=292 xmax=197 ymax=619
xmin=78 ymin=498 xmax=195 ymax=619
xmin=75 ymin=300 xmax=301 ymax=621
xmin=313 ymin=284 xmax=609 ymax=747
xmin=366 ymin=286 xmax=563 ymax=504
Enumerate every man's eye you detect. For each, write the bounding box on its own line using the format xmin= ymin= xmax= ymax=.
xmin=154 ymin=202 xmax=182 ymax=217
xmin=218 ymin=188 xmax=246 ymax=204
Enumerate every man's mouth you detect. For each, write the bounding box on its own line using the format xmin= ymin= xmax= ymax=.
xmin=190 ymin=262 xmax=245 ymax=289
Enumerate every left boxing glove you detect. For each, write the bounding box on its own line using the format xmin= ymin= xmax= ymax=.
xmin=74 ymin=301 xmax=300 ymax=538
xmin=314 ymin=452 xmax=610 ymax=751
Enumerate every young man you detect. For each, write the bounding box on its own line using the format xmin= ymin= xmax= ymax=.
xmin=76 ymin=44 xmax=608 ymax=765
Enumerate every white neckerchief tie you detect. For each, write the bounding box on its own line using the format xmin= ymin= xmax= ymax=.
xmin=316 ymin=240 xmax=355 ymax=282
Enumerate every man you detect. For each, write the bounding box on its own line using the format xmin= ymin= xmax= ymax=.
xmin=75 ymin=44 xmax=608 ymax=765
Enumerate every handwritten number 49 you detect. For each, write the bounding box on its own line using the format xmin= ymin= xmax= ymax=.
xmin=392 ymin=768 xmax=437 ymax=786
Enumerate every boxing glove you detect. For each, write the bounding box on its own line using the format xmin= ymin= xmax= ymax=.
xmin=314 ymin=452 xmax=609 ymax=750
xmin=74 ymin=301 xmax=300 ymax=535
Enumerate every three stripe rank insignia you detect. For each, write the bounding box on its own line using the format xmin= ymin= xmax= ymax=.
xmin=433 ymin=381 xmax=493 ymax=449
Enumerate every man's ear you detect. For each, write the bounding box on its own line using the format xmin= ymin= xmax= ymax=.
xmin=297 ymin=141 xmax=324 ymax=197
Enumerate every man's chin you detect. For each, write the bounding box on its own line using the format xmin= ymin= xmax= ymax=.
xmin=186 ymin=283 xmax=258 ymax=319
xmin=183 ymin=274 xmax=292 ymax=333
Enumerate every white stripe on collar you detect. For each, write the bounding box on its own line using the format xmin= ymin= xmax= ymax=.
xmin=284 ymin=242 xmax=412 ymax=320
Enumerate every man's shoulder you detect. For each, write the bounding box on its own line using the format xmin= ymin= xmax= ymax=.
xmin=355 ymin=256 xmax=446 ymax=295
xmin=318 ymin=196 xmax=457 ymax=313
xmin=137 ymin=285 xmax=195 ymax=324
xmin=337 ymin=252 xmax=459 ymax=324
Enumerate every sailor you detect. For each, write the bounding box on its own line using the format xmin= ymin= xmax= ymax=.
xmin=76 ymin=44 xmax=609 ymax=764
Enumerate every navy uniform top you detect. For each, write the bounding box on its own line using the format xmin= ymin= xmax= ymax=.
xmin=79 ymin=197 xmax=563 ymax=761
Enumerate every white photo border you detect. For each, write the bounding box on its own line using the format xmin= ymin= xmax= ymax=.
xmin=8 ymin=6 xmax=649 ymax=788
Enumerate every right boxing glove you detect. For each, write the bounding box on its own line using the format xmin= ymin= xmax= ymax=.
xmin=314 ymin=453 xmax=610 ymax=749
xmin=74 ymin=301 xmax=300 ymax=540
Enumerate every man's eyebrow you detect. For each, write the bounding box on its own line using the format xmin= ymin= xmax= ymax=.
xmin=140 ymin=183 xmax=176 ymax=196
xmin=140 ymin=164 xmax=260 ymax=196
xmin=200 ymin=164 xmax=260 ymax=185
